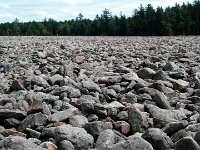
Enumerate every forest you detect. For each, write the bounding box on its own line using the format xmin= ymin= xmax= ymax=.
xmin=0 ymin=0 xmax=199 ymax=36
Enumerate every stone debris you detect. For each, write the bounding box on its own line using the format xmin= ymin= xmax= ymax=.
xmin=0 ymin=36 xmax=199 ymax=149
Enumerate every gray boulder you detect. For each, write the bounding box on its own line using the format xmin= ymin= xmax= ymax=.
xmin=83 ymin=121 xmax=113 ymax=138
xmin=0 ymin=109 xmax=27 ymax=119
xmin=145 ymin=104 xmax=187 ymax=123
xmin=152 ymin=90 xmax=171 ymax=109
xmin=105 ymin=136 xmax=154 ymax=150
xmin=128 ymin=106 xmax=148 ymax=133
xmin=48 ymin=74 xmax=64 ymax=85
xmin=48 ymin=108 xmax=78 ymax=122
xmin=18 ymin=112 xmax=47 ymax=132
xmin=69 ymin=115 xmax=88 ymax=127
xmin=137 ymin=67 xmax=156 ymax=79
xmin=58 ymin=140 xmax=75 ymax=150
xmin=0 ymin=136 xmax=46 ymax=150
xmin=54 ymin=124 xmax=94 ymax=150
xmin=95 ymin=129 xmax=124 ymax=149
xmin=31 ymin=75 xmax=50 ymax=88
xmin=142 ymin=128 xmax=173 ymax=150
xmin=175 ymin=136 xmax=200 ymax=150
xmin=81 ymin=80 xmax=101 ymax=93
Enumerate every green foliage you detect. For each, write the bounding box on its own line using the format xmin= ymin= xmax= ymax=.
xmin=0 ymin=1 xmax=199 ymax=36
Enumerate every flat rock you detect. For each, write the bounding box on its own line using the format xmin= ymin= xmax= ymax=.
xmin=48 ymin=108 xmax=78 ymax=122
xmin=81 ymin=80 xmax=101 ymax=93
xmin=106 ymin=101 xmax=125 ymax=109
xmin=106 ymin=136 xmax=154 ymax=150
xmin=0 ymin=109 xmax=27 ymax=119
xmin=98 ymin=76 xmax=122 ymax=85
xmin=0 ymin=136 xmax=46 ymax=150
xmin=145 ymin=104 xmax=187 ymax=123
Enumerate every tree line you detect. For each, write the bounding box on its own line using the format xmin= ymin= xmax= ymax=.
xmin=0 ymin=0 xmax=199 ymax=36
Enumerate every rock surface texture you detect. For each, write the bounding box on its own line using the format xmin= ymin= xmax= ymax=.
xmin=0 ymin=36 xmax=199 ymax=149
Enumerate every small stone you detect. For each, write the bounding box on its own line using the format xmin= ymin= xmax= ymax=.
xmin=58 ymin=140 xmax=75 ymax=150
xmin=80 ymin=100 xmax=95 ymax=112
xmin=69 ymin=115 xmax=88 ymax=127
xmin=26 ymin=100 xmax=43 ymax=114
xmin=175 ymin=136 xmax=200 ymax=150
xmin=106 ymin=136 xmax=154 ymax=150
xmin=60 ymin=44 xmax=66 ymax=49
xmin=54 ymin=124 xmax=94 ymax=150
xmin=95 ymin=129 xmax=125 ymax=149
xmin=122 ymin=72 xmax=139 ymax=81
xmin=41 ymin=127 xmax=56 ymax=138
xmin=48 ymin=74 xmax=64 ymax=86
xmin=83 ymin=121 xmax=113 ymax=138
xmin=194 ymin=130 xmax=200 ymax=146
xmin=31 ymin=75 xmax=50 ymax=88
xmin=4 ymin=118 xmax=21 ymax=128
xmin=2 ymin=129 xmax=26 ymax=137
xmin=39 ymin=141 xmax=58 ymax=150
xmin=142 ymin=128 xmax=173 ymax=150
xmin=128 ymin=106 xmax=148 ymax=133
xmin=171 ymin=129 xmax=189 ymax=143
xmin=37 ymin=51 xmax=47 ymax=58
xmin=98 ymin=76 xmax=122 ymax=85
xmin=28 ymin=138 xmax=42 ymax=145
xmin=10 ymin=80 xmax=25 ymax=91
xmin=113 ymin=121 xmax=130 ymax=134
xmin=75 ymin=55 xmax=85 ymax=64
xmin=169 ymin=69 xmax=187 ymax=79
xmin=116 ymin=111 xmax=128 ymax=121
xmin=103 ymin=88 xmax=117 ymax=99
xmin=0 ymin=125 xmax=5 ymax=134
xmin=149 ymin=81 xmax=173 ymax=94
xmin=0 ymin=136 xmax=44 ymax=150
xmin=163 ymin=62 xmax=179 ymax=71
xmin=173 ymin=79 xmax=189 ymax=92
xmin=106 ymin=101 xmax=125 ymax=109
xmin=26 ymin=128 xmax=41 ymax=139
xmin=152 ymin=90 xmax=171 ymax=109
xmin=48 ymin=108 xmax=77 ymax=122
xmin=18 ymin=112 xmax=47 ymax=132
xmin=81 ymin=80 xmax=101 ymax=93
xmin=145 ymin=104 xmax=187 ymax=123
xmin=162 ymin=122 xmax=186 ymax=136
xmin=186 ymin=123 xmax=200 ymax=132
xmin=120 ymin=92 xmax=137 ymax=104
xmin=87 ymin=114 xmax=98 ymax=122
xmin=0 ymin=109 xmax=27 ymax=119
xmin=137 ymin=67 xmax=156 ymax=79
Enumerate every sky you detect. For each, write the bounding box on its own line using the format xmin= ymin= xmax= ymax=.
xmin=0 ymin=0 xmax=194 ymax=23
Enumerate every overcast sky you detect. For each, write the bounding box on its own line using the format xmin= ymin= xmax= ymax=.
xmin=0 ymin=0 xmax=194 ymax=23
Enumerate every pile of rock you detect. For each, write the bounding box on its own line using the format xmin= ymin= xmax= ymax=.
xmin=0 ymin=36 xmax=200 ymax=150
